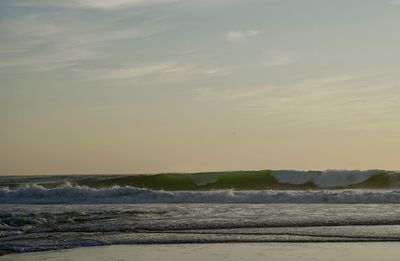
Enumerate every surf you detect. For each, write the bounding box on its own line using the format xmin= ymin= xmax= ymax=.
xmin=1 ymin=169 xmax=400 ymax=191
xmin=3 ymin=185 xmax=400 ymax=204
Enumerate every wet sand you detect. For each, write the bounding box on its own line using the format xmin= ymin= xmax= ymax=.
xmin=2 ymin=243 xmax=400 ymax=261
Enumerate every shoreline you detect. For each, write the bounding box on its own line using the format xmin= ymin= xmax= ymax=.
xmin=2 ymin=242 xmax=400 ymax=261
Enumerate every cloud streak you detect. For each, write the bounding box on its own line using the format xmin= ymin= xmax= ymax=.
xmin=195 ymin=75 xmax=400 ymax=130
xmin=91 ymin=59 xmax=226 ymax=82
xmin=72 ymin=0 xmax=180 ymax=10
xmin=93 ymin=62 xmax=188 ymax=80
xmin=225 ymin=30 xmax=260 ymax=43
xmin=11 ymin=0 xmax=181 ymax=10
xmin=0 ymin=13 xmax=166 ymax=71
xmin=263 ymin=52 xmax=296 ymax=66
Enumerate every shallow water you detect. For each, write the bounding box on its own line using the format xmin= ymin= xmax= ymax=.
xmin=2 ymin=204 xmax=400 ymax=254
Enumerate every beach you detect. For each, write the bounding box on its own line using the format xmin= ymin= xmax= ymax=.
xmin=3 ymin=243 xmax=400 ymax=261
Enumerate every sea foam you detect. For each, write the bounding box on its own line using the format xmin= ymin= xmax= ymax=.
xmin=2 ymin=184 xmax=400 ymax=204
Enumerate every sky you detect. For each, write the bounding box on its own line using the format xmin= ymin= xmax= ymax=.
xmin=1 ymin=0 xmax=400 ymax=175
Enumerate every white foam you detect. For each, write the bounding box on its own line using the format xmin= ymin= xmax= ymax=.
xmin=1 ymin=184 xmax=400 ymax=204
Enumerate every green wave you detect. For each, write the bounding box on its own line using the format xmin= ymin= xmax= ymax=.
xmin=73 ymin=170 xmax=400 ymax=190
xmin=76 ymin=171 xmax=277 ymax=190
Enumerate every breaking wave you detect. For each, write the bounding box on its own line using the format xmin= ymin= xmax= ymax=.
xmin=2 ymin=184 xmax=400 ymax=204
xmin=2 ymin=170 xmax=400 ymax=191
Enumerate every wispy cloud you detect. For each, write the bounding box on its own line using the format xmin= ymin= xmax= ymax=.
xmin=0 ymin=13 xmax=165 ymax=71
xmin=91 ymin=59 xmax=226 ymax=82
xmin=196 ymin=85 xmax=272 ymax=102
xmin=197 ymin=75 xmax=359 ymax=103
xmin=0 ymin=15 xmax=65 ymax=54
xmin=263 ymin=52 xmax=296 ymax=66
xmin=195 ymin=75 xmax=400 ymax=130
xmin=12 ymin=0 xmax=181 ymax=10
xmin=73 ymin=0 xmax=180 ymax=10
xmin=93 ymin=62 xmax=188 ymax=80
xmin=225 ymin=30 xmax=260 ymax=43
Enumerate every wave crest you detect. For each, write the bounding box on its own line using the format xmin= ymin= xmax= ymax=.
xmin=2 ymin=185 xmax=400 ymax=204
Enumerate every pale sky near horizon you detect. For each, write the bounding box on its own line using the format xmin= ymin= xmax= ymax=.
xmin=1 ymin=0 xmax=400 ymax=175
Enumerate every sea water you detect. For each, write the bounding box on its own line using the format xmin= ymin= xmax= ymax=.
xmin=2 ymin=172 xmax=400 ymax=255
xmin=2 ymin=204 xmax=400 ymax=254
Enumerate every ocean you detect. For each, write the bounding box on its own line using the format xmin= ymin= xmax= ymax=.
xmin=2 ymin=170 xmax=400 ymax=255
